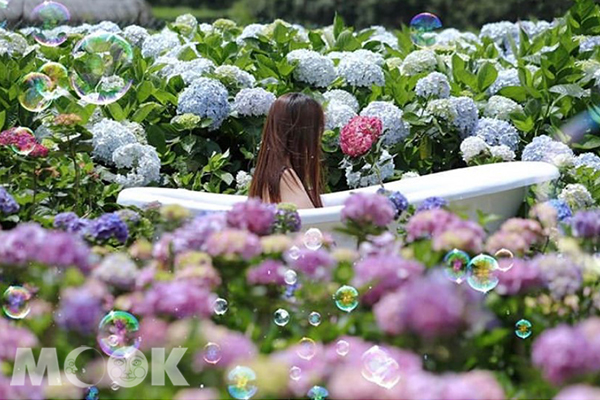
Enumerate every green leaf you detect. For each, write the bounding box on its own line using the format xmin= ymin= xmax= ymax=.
xmin=498 ymin=86 xmax=529 ymax=102
xmin=107 ymin=102 xmax=126 ymax=121
xmin=477 ymin=63 xmax=498 ymax=92
xmin=573 ymin=134 xmax=600 ymax=150
xmin=181 ymin=135 xmax=197 ymax=154
xmin=146 ymin=125 xmax=166 ymax=154
xmin=131 ymin=102 xmax=162 ymax=123
xmin=549 ymin=84 xmax=589 ymax=99
xmin=0 ymin=110 xmax=5 ymax=131
xmin=335 ymin=30 xmax=360 ymax=51
xmin=333 ymin=13 xmax=345 ymax=39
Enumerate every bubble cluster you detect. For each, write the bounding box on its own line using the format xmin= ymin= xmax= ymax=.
xmin=84 ymin=386 xmax=99 ymax=400
xmin=289 ymin=366 xmax=302 ymax=381
xmin=410 ymin=12 xmax=442 ymax=47
xmin=303 ymin=228 xmax=323 ymax=250
xmin=308 ymin=311 xmax=322 ymax=326
xmin=227 ymin=365 xmax=258 ymax=400
xmin=2 ymin=286 xmax=32 ymax=319
xmin=335 ymin=340 xmax=350 ymax=357
xmin=203 ymin=342 xmax=222 ymax=364
xmin=274 ymin=308 xmax=290 ymax=326
xmin=287 ymin=245 xmax=301 ymax=260
xmin=18 ymin=72 xmax=53 ymax=112
xmin=495 ymin=248 xmax=515 ymax=272
xmin=361 ymin=346 xmax=401 ymax=389
xmin=284 ymin=269 xmax=298 ymax=285
xmin=71 ymin=32 xmax=134 ymax=105
xmin=31 ymin=1 xmax=71 ymax=47
xmin=467 ymin=254 xmax=500 ymax=293
xmin=307 ymin=385 xmax=329 ymax=400
xmin=213 ymin=298 xmax=228 ymax=315
xmin=39 ymin=62 xmax=69 ymax=97
xmin=334 ymin=285 xmax=359 ymax=313
xmin=443 ymin=249 xmax=471 ymax=284
xmin=97 ymin=311 xmax=141 ymax=358
xmin=515 ymin=319 xmax=532 ymax=339
xmin=297 ymin=337 xmax=317 ymax=361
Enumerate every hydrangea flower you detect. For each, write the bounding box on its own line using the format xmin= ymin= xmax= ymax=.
xmin=92 ymin=252 xmax=138 ymax=290
xmin=56 ymin=281 xmax=108 ymax=335
xmin=343 ymin=150 xmax=395 ymax=188
xmin=360 ymin=101 xmax=410 ymax=145
xmin=559 ymin=184 xmax=594 ymax=211
xmin=377 ymin=189 xmax=409 ymax=218
xmin=0 ymin=186 xmax=19 ymax=215
xmin=177 ymin=77 xmax=231 ymax=130
xmin=473 ymin=117 xmax=520 ymax=151
xmin=235 ymin=171 xmax=252 ymax=191
xmin=341 ymin=192 xmax=395 ymax=227
xmin=122 ymin=25 xmax=149 ymax=47
xmin=521 ymin=135 xmax=574 ymax=165
xmin=112 ymin=143 xmax=161 ymax=187
xmin=247 ymin=259 xmax=286 ymax=285
xmin=571 ymin=210 xmax=600 ymax=238
xmin=519 ymin=20 xmax=553 ymax=38
xmin=233 ymin=88 xmax=276 ymax=117
xmin=484 ymin=95 xmax=524 ymax=120
xmin=273 ymin=204 xmax=302 ymax=234
xmin=323 ymin=89 xmax=359 ymax=112
xmin=489 ymin=145 xmax=516 ymax=161
xmin=339 ymin=116 xmax=382 ymax=158
xmin=226 ymin=199 xmax=276 ymax=236
xmin=580 ymin=36 xmax=600 ymax=53
xmin=0 ymin=30 xmax=28 ymax=57
xmin=417 ymin=197 xmax=448 ymax=212
xmin=460 ymin=136 xmax=488 ymax=163
xmin=489 ymin=68 xmax=520 ymax=95
xmin=328 ymin=49 xmax=385 ymax=66
xmin=575 ymin=153 xmax=600 ymax=171
xmin=547 ymin=199 xmax=573 ymax=222
xmin=364 ymin=25 xmax=399 ymax=49
xmin=141 ymin=30 xmax=181 ymax=59
xmin=325 ymin=102 xmax=357 ymax=131
xmin=287 ymin=49 xmax=336 ymax=87
xmin=174 ymin=13 xmax=198 ymax=36
xmin=236 ymin=24 xmax=267 ymax=45
xmin=415 ymin=72 xmax=451 ymax=99
xmin=214 ymin=65 xmax=256 ymax=89
xmin=140 ymin=280 xmax=215 ymax=319
xmin=88 ymin=212 xmax=129 ymax=244
xmin=0 ymin=127 xmax=49 ymax=158
xmin=53 ymin=212 xmax=90 ymax=234
xmin=90 ymin=119 xmax=137 ymax=162
xmin=400 ymin=50 xmax=437 ymax=76
xmin=205 ymin=229 xmax=262 ymax=261
xmin=156 ymin=56 xmax=215 ymax=85
xmin=479 ymin=21 xmax=519 ymax=49
xmin=427 ymin=96 xmax=479 ymax=137
xmin=336 ymin=56 xmax=385 ymax=87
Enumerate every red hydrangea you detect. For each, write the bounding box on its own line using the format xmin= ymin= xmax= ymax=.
xmin=0 ymin=127 xmax=49 ymax=158
xmin=339 ymin=116 xmax=382 ymax=158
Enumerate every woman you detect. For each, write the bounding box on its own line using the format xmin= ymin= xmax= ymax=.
xmin=249 ymin=93 xmax=324 ymax=209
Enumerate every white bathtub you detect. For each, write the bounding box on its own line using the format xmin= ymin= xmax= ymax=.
xmin=117 ymin=162 xmax=559 ymax=234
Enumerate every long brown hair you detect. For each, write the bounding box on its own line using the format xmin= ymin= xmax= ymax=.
xmin=249 ymin=93 xmax=324 ymax=207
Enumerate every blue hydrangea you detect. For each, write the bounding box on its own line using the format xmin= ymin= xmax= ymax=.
xmin=90 ymin=119 xmax=137 ymax=163
xmin=89 ymin=213 xmax=129 ymax=244
xmin=521 ymin=135 xmax=574 ymax=164
xmin=233 ymin=88 xmax=276 ymax=117
xmin=325 ymin=102 xmax=357 ymax=131
xmin=484 ymin=95 xmax=524 ymax=120
xmin=416 ymin=196 xmax=448 ymax=212
xmin=336 ymin=56 xmax=385 ymax=87
xmin=415 ymin=72 xmax=451 ymax=99
xmin=519 ymin=20 xmax=553 ymax=38
xmin=287 ymin=49 xmax=336 ymax=87
xmin=473 ymin=117 xmax=520 ymax=151
xmin=575 ymin=152 xmax=600 ymax=171
xmin=0 ymin=186 xmax=19 ymax=215
xmin=141 ymin=30 xmax=181 ymax=59
xmin=177 ymin=77 xmax=231 ymax=130
xmin=547 ymin=199 xmax=573 ymax=222
xmin=360 ymin=101 xmax=410 ymax=146
xmin=479 ymin=21 xmax=519 ymax=51
xmin=214 ymin=65 xmax=256 ymax=89
xmin=489 ymin=68 xmax=520 ymax=95
xmin=323 ymin=89 xmax=359 ymax=112
xmin=53 ymin=212 xmax=90 ymax=234
xmin=580 ymin=36 xmax=600 ymax=53
xmin=377 ymin=188 xmax=409 ymax=218
xmin=400 ymin=50 xmax=437 ymax=76
xmin=112 ymin=144 xmax=162 ymax=187
xmin=157 ymin=57 xmax=215 ymax=85
xmin=428 ymin=96 xmax=479 ymax=137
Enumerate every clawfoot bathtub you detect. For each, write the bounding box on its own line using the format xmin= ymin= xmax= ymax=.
xmin=117 ymin=161 xmax=559 ymax=233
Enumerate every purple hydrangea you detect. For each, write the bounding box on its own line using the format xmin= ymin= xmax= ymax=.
xmin=571 ymin=209 xmax=600 ymax=238
xmin=226 ymin=198 xmax=276 ymax=236
xmin=0 ymin=186 xmax=19 ymax=215
xmin=377 ymin=188 xmax=409 ymax=218
xmin=290 ymin=248 xmax=336 ymax=280
xmin=485 ymin=218 xmax=545 ymax=256
xmin=531 ymin=254 xmax=583 ymax=299
xmin=496 ymin=258 xmax=543 ymax=295
xmin=53 ymin=212 xmax=91 ymax=234
xmin=205 ymin=229 xmax=262 ymax=261
xmin=416 ymin=196 xmax=448 ymax=213
xmin=555 ymin=385 xmax=600 ymax=400
xmin=247 ymin=259 xmax=286 ymax=285
xmin=441 ymin=371 xmax=505 ymax=400
xmin=341 ymin=193 xmax=395 ymax=227
xmin=194 ymin=321 xmax=257 ymax=370
xmin=88 ymin=212 xmax=129 ymax=243
xmin=0 ymin=372 xmax=44 ymax=400
xmin=0 ymin=318 xmax=38 ymax=361
xmin=56 ymin=280 xmax=109 ymax=335
xmin=406 ymin=209 xmax=462 ymax=241
xmin=547 ymin=199 xmax=573 ymax=222
xmin=138 ymin=280 xmax=216 ymax=319
xmin=274 ymin=204 xmax=302 ymax=233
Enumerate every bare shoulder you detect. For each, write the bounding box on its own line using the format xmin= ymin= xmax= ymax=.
xmin=280 ymin=169 xmax=314 ymax=209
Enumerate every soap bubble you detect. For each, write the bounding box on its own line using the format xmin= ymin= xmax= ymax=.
xmin=308 ymin=311 xmax=321 ymax=326
xmin=303 ymin=228 xmax=323 ymax=251
xmin=39 ymin=62 xmax=69 ymax=97
xmin=289 ymin=366 xmax=302 ymax=381
xmin=284 ymin=269 xmax=298 ymax=285
xmin=97 ymin=311 xmax=141 ymax=358
xmin=307 ymin=385 xmax=329 ymax=400
xmin=227 ymin=366 xmax=258 ymax=400
xmin=213 ymin=298 xmax=228 ymax=315
xmin=335 ymin=340 xmax=350 ymax=357
xmin=71 ymin=32 xmax=134 ymax=105
xmin=361 ymin=346 xmax=401 ymax=389
xmin=334 ymin=285 xmax=359 ymax=313
xmin=203 ymin=342 xmax=222 ymax=364
xmin=410 ymin=12 xmax=442 ymax=47
xmin=467 ymin=254 xmax=500 ymax=294
xmin=297 ymin=337 xmax=317 ymax=361
xmin=515 ymin=319 xmax=532 ymax=339
xmin=274 ymin=308 xmax=290 ymax=326
xmin=2 ymin=286 xmax=32 ymax=319
xmin=31 ymin=1 xmax=71 ymax=47
xmin=287 ymin=246 xmax=301 ymax=260
xmin=84 ymin=386 xmax=99 ymax=400
xmin=495 ymin=248 xmax=515 ymax=272
xmin=443 ymin=249 xmax=471 ymax=284
xmin=110 ymin=382 xmax=119 ymax=391
xmin=9 ymin=128 xmax=37 ymax=156
xmin=18 ymin=72 xmax=53 ymax=112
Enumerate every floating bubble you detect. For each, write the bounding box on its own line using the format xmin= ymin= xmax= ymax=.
xmin=203 ymin=342 xmax=222 ymax=364
xmin=466 ymin=254 xmax=500 ymax=294
xmin=84 ymin=386 xmax=99 ymax=400
xmin=289 ymin=366 xmax=302 ymax=381
xmin=8 ymin=128 xmax=38 ymax=156
xmin=18 ymin=72 xmax=53 ymax=112
xmin=97 ymin=311 xmax=141 ymax=358
xmin=307 ymin=385 xmax=329 ymax=400
xmin=443 ymin=249 xmax=471 ymax=284
xmin=213 ymin=298 xmax=228 ymax=315
xmin=31 ymin=1 xmax=71 ymax=47
xmin=227 ymin=365 xmax=258 ymax=400
xmin=361 ymin=346 xmax=401 ymax=390
xmin=410 ymin=12 xmax=442 ymax=47
xmin=297 ymin=337 xmax=317 ymax=361
xmin=515 ymin=319 xmax=532 ymax=339
xmin=304 ymin=228 xmax=323 ymax=251
xmin=284 ymin=269 xmax=298 ymax=285
xmin=2 ymin=286 xmax=32 ymax=319
xmin=335 ymin=340 xmax=350 ymax=357
xmin=274 ymin=308 xmax=290 ymax=326
xmin=110 ymin=382 xmax=119 ymax=391
xmin=495 ymin=248 xmax=515 ymax=272
xmin=71 ymin=32 xmax=134 ymax=105
xmin=39 ymin=62 xmax=69 ymax=97
xmin=334 ymin=285 xmax=359 ymax=313
xmin=287 ymin=246 xmax=301 ymax=260
xmin=308 ymin=311 xmax=321 ymax=326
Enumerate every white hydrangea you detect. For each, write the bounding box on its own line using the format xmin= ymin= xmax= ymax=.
xmin=402 ymin=171 xmax=420 ymax=179
xmin=0 ymin=30 xmax=28 ymax=57
xmin=580 ymin=36 xmax=600 ymax=53
xmin=236 ymin=24 xmax=266 ymax=45
xmin=156 ymin=57 xmax=215 ymax=85
xmin=291 ymin=24 xmax=310 ymax=42
xmin=92 ymin=253 xmax=138 ymax=289
xmin=558 ymin=184 xmax=594 ymax=210
xmin=484 ymin=95 xmax=523 ymax=120
xmin=177 ymin=78 xmax=230 ymax=130
xmin=400 ymin=50 xmax=437 ymax=76
xmin=575 ymin=153 xmax=600 ymax=171
xmin=214 ymin=65 xmax=256 ymax=89
xmin=427 ymin=96 xmax=479 ymax=137
xmin=286 ymin=49 xmax=336 ymax=87
xmin=519 ymin=20 xmax=553 ymax=38
xmin=364 ymin=26 xmax=399 ymax=49
xmin=233 ymin=88 xmax=276 ymax=117
xmin=336 ymin=56 xmax=385 ymax=87
xmin=436 ymin=28 xmax=481 ymax=48
xmin=489 ymin=145 xmax=516 ymax=161
xmin=360 ymin=101 xmax=410 ymax=146
xmin=415 ymin=72 xmax=451 ymax=99
xmin=488 ymin=68 xmax=520 ymax=95
xmin=323 ymin=90 xmax=359 ymax=112
xmin=90 ymin=119 xmax=137 ymax=163
xmin=328 ymin=49 xmax=384 ymax=66
xmin=325 ymin=102 xmax=357 ymax=131
xmin=88 ymin=21 xmax=122 ymax=34
xmin=99 ymin=75 xmax=126 ymax=93
xmin=460 ymin=136 xmax=488 ymax=163
xmin=199 ymin=23 xmax=214 ymax=35
xmin=473 ymin=117 xmax=520 ymax=151
xmin=122 ymin=25 xmax=149 ymax=47
xmin=121 ymin=121 xmax=147 ymax=145
xmin=236 ymin=171 xmax=252 ymax=191
xmin=175 ymin=14 xmax=198 ymax=35
xmin=479 ymin=21 xmax=519 ymax=49
xmin=141 ymin=30 xmax=181 ymax=59
xmin=112 ymin=143 xmax=161 ymax=187
xmin=164 ymin=42 xmax=201 ymax=59
xmin=344 ymin=150 xmax=395 ymax=188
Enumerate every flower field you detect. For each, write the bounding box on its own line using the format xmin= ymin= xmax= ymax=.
xmin=1 ymin=0 xmax=600 ymax=398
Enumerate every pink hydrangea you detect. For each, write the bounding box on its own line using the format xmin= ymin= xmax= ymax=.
xmin=341 ymin=192 xmax=395 ymax=227
xmin=339 ymin=116 xmax=382 ymax=157
xmin=0 ymin=127 xmax=49 ymax=158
